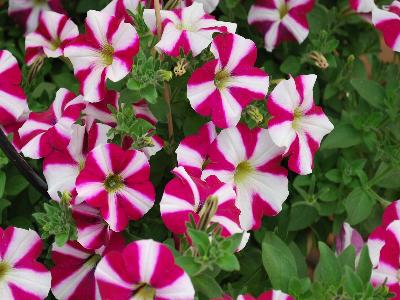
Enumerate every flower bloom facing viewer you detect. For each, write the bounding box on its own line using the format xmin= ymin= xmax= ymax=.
xmin=8 ymin=0 xmax=64 ymax=33
xmin=25 ymin=11 xmax=78 ymax=66
xmin=76 ymin=143 xmax=155 ymax=232
xmin=202 ymin=124 xmax=288 ymax=230
xmin=248 ymin=0 xmax=315 ymax=51
xmin=144 ymin=2 xmax=237 ymax=57
xmin=188 ymin=33 xmax=269 ymax=128
xmin=372 ymin=1 xmax=400 ymax=52
xmin=267 ymin=74 xmax=334 ymax=175
xmin=0 ymin=226 xmax=51 ymax=299
xmin=64 ymin=10 xmax=140 ymax=102
xmin=95 ymin=239 xmax=195 ymax=300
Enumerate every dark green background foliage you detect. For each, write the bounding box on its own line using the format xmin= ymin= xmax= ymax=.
xmin=0 ymin=0 xmax=399 ymax=299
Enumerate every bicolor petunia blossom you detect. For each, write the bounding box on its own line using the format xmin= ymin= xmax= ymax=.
xmin=18 ymin=88 xmax=85 ymax=159
xmin=25 ymin=11 xmax=78 ymax=66
xmin=64 ymin=10 xmax=140 ymax=102
xmin=8 ymin=0 xmax=65 ymax=33
xmin=202 ymin=124 xmax=289 ymax=230
xmin=84 ymin=90 xmax=119 ymax=129
xmin=160 ymin=166 xmax=246 ymax=240
xmin=43 ymin=123 xmax=110 ymax=202
xmin=51 ymin=233 xmax=125 ymax=300
xmin=248 ymin=0 xmax=315 ymax=51
xmin=349 ymin=0 xmax=375 ymax=13
xmin=180 ymin=0 xmax=220 ymax=13
xmin=143 ymin=2 xmax=237 ymax=57
xmin=372 ymin=1 xmax=400 ymax=52
xmin=0 ymin=226 xmax=51 ymax=299
xmin=102 ymin=0 xmax=143 ymax=22
xmin=76 ymin=143 xmax=155 ymax=232
xmin=215 ymin=290 xmax=294 ymax=300
xmin=187 ymin=33 xmax=269 ymax=128
xmin=95 ymin=239 xmax=195 ymax=300
xmin=176 ymin=121 xmax=217 ymax=177
xmin=335 ymin=222 xmax=364 ymax=264
xmin=0 ymin=50 xmax=29 ymax=127
xmin=267 ymin=74 xmax=334 ymax=175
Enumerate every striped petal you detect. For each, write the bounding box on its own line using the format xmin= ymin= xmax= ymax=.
xmin=372 ymin=4 xmax=400 ymax=52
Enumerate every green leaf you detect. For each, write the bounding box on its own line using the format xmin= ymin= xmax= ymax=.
xmin=356 ymin=246 xmax=372 ymax=284
xmin=0 ymin=171 xmax=5 ymax=198
xmin=343 ymin=266 xmax=364 ymax=297
xmin=262 ymin=232 xmax=298 ymax=291
xmin=314 ymin=242 xmax=341 ymax=288
xmin=175 ymin=256 xmax=201 ymax=276
xmin=325 ymin=169 xmax=341 ymax=183
xmin=321 ymin=124 xmax=362 ymax=149
xmin=351 ymin=79 xmax=385 ymax=109
xmin=192 ymin=274 xmax=223 ymax=298
xmin=141 ymin=84 xmax=158 ymax=104
xmin=216 ymin=253 xmax=240 ymax=272
xmin=187 ymin=228 xmax=210 ymax=255
xmin=344 ymin=187 xmax=375 ymax=225
xmin=288 ymin=203 xmax=318 ymax=231
xmin=338 ymin=246 xmax=356 ymax=270
xmin=280 ymin=56 xmax=301 ymax=75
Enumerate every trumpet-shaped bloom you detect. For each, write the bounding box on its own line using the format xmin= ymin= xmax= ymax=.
xmin=95 ymin=239 xmax=195 ymax=300
xmin=76 ymin=143 xmax=155 ymax=232
xmin=202 ymin=124 xmax=288 ymax=230
xmin=176 ymin=122 xmax=217 ymax=177
xmin=25 ymin=11 xmax=78 ymax=66
xmin=267 ymin=74 xmax=334 ymax=175
xmin=102 ymin=0 xmax=143 ymax=22
xmin=372 ymin=1 xmax=400 ymax=52
xmin=0 ymin=227 xmax=51 ymax=299
xmin=248 ymin=0 xmax=314 ymax=51
xmin=8 ymin=0 xmax=64 ymax=33
xmin=18 ymin=88 xmax=85 ymax=159
xmin=64 ymin=10 xmax=140 ymax=102
xmin=181 ymin=0 xmax=220 ymax=13
xmin=43 ymin=123 xmax=110 ymax=202
xmin=51 ymin=234 xmax=125 ymax=300
xmin=188 ymin=33 xmax=269 ymax=128
xmin=349 ymin=0 xmax=375 ymax=13
xmin=0 ymin=50 xmax=29 ymax=127
xmin=144 ymin=2 xmax=237 ymax=57
xmin=335 ymin=222 xmax=364 ymax=260
xmin=160 ymin=167 xmax=244 ymax=238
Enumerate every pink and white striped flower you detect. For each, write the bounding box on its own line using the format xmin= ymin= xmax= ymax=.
xmin=372 ymin=1 xmax=400 ymax=52
xmin=160 ymin=166 xmax=244 ymax=238
xmin=267 ymin=74 xmax=334 ymax=175
xmin=95 ymin=239 xmax=195 ymax=300
xmin=72 ymin=203 xmax=113 ymax=250
xmin=64 ymin=10 xmax=140 ymax=102
xmin=102 ymin=0 xmax=143 ymax=22
xmin=349 ymin=0 xmax=375 ymax=13
xmin=202 ymin=124 xmax=288 ymax=230
xmin=8 ymin=0 xmax=64 ymax=33
xmin=84 ymin=90 xmax=119 ymax=129
xmin=18 ymin=88 xmax=85 ymax=159
xmin=188 ymin=33 xmax=269 ymax=128
xmin=176 ymin=121 xmax=217 ymax=177
xmin=215 ymin=290 xmax=294 ymax=300
xmin=180 ymin=0 xmax=220 ymax=13
xmin=248 ymin=0 xmax=315 ymax=51
xmin=76 ymin=143 xmax=155 ymax=232
xmin=43 ymin=123 xmax=110 ymax=202
xmin=0 ymin=226 xmax=51 ymax=299
xmin=336 ymin=223 xmax=364 ymax=261
xmin=25 ymin=11 xmax=78 ymax=66
xmin=51 ymin=233 xmax=125 ymax=300
xmin=143 ymin=2 xmax=237 ymax=57
xmin=0 ymin=50 xmax=29 ymax=127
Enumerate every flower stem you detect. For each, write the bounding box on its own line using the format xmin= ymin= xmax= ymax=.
xmin=0 ymin=130 xmax=48 ymax=197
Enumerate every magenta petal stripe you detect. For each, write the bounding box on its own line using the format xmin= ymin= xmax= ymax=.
xmin=372 ymin=3 xmax=400 ymax=52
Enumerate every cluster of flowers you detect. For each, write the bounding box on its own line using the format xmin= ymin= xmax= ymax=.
xmin=336 ymin=200 xmax=400 ymax=297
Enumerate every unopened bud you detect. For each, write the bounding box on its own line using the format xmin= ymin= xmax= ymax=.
xmin=197 ymin=196 xmax=219 ymax=231
xmin=27 ymin=56 xmax=45 ymax=83
xmin=135 ymin=135 xmax=154 ymax=150
xmin=308 ymin=51 xmax=329 ymax=69
xmin=157 ymin=69 xmax=173 ymax=81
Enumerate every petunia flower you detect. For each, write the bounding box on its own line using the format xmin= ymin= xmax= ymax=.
xmin=248 ymin=0 xmax=315 ymax=52
xmin=102 ymin=0 xmax=144 ymax=22
xmin=18 ymin=88 xmax=85 ymax=159
xmin=160 ymin=167 xmax=246 ymax=242
xmin=25 ymin=11 xmax=79 ymax=66
xmin=51 ymin=233 xmax=125 ymax=300
xmin=0 ymin=50 xmax=29 ymax=127
xmin=84 ymin=90 xmax=119 ymax=129
xmin=349 ymin=0 xmax=375 ymax=13
xmin=267 ymin=74 xmax=334 ymax=175
xmin=0 ymin=226 xmax=51 ymax=299
xmin=8 ymin=0 xmax=64 ymax=33
xmin=43 ymin=123 xmax=110 ymax=203
xmin=95 ymin=239 xmax=195 ymax=300
xmin=75 ymin=143 xmax=155 ymax=232
xmin=180 ymin=0 xmax=220 ymax=13
xmin=176 ymin=121 xmax=217 ymax=177
xmin=187 ymin=33 xmax=269 ymax=128
xmin=143 ymin=2 xmax=237 ymax=57
xmin=372 ymin=1 xmax=400 ymax=52
xmin=335 ymin=223 xmax=364 ymax=263
xmin=202 ymin=124 xmax=289 ymax=230
xmin=64 ymin=10 xmax=140 ymax=102
xmin=214 ymin=290 xmax=294 ymax=300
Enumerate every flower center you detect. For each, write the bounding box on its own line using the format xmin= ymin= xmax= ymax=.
xmin=279 ymin=3 xmax=289 ymax=19
xmin=50 ymin=37 xmax=61 ymax=51
xmin=214 ymin=69 xmax=231 ymax=90
xmin=176 ymin=23 xmax=194 ymax=32
xmin=234 ymin=161 xmax=253 ymax=184
xmin=0 ymin=261 xmax=11 ymax=281
xmin=104 ymin=174 xmax=124 ymax=192
xmin=292 ymin=108 xmax=303 ymax=130
xmin=84 ymin=254 xmax=101 ymax=268
xmin=101 ymin=44 xmax=114 ymax=66
xmin=33 ymin=0 xmax=46 ymax=6
xmin=132 ymin=283 xmax=156 ymax=300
